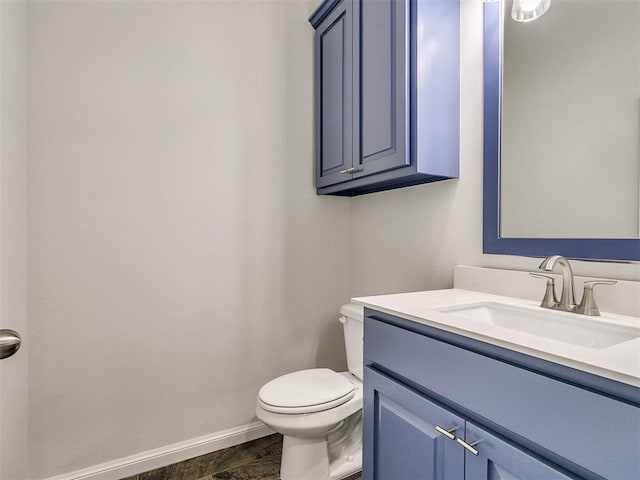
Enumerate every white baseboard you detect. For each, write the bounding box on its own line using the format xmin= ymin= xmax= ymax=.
xmin=45 ymin=421 xmax=275 ymax=480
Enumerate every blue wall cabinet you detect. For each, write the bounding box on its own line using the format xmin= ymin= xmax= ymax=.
xmin=363 ymin=309 xmax=640 ymax=480
xmin=354 ymin=0 xmax=408 ymax=179
xmin=309 ymin=0 xmax=460 ymax=196
xmin=314 ymin=0 xmax=354 ymax=189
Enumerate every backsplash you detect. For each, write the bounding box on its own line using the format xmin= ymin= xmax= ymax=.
xmin=454 ymin=265 xmax=640 ymax=317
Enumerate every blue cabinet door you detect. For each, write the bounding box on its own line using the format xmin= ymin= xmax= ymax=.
xmin=464 ymin=422 xmax=577 ymax=480
xmin=363 ymin=367 xmax=465 ymax=480
xmin=315 ymin=0 xmax=354 ymax=188
xmin=353 ymin=0 xmax=409 ymax=178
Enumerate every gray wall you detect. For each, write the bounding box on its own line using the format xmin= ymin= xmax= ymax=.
xmin=27 ymin=1 xmax=351 ymax=477
xmin=24 ymin=0 xmax=640 ymax=478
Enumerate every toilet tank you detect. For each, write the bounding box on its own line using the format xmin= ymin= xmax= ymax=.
xmin=339 ymin=303 xmax=364 ymax=380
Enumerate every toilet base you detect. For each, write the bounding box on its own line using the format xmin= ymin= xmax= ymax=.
xmin=279 ymin=435 xmax=362 ymax=480
xmin=256 ymin=372 xmax=364 ymax=480
xmin=328 ymin=447 xmax=361 ymax=480
xmin=280 ymin=436 xmax=329 ymax=480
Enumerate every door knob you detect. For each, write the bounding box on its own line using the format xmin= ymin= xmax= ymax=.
xmin=0 ymin=329 xmax=22 ymax=360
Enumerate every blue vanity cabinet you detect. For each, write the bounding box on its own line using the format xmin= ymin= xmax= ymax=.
xmin=309 ymin=0 xmax=460 ymax=196
xmin=363 ymin=309 xmax=640 ymax=480
xmin=363 ymin=367 xmax=574 ymax=480
xmin=463 ymin=423 xmax=576 ymax=480
xmin=363 ymin=366 xmax=465 ymax=480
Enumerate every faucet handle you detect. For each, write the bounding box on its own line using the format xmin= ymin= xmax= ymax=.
xmin=577 ymin=280 xmax=617 ymax=316
xmin=529 ymin=273 xmax=558 ymax=308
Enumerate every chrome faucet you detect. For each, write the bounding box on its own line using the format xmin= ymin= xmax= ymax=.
xmin=533 ymin=255 xmax=617 ymax=316
xmin=538 ymin=255 xmax=577 ymax=312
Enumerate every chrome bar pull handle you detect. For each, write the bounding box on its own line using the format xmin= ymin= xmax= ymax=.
xmin=339 ymin=167 xmax=357 ymax=174
xmin=435 ymin=425 xmax=457 ymax=440
xmin=0 ymin=329 xmax=22 ymax=360
xmin=456 ymin=438 xmax=479 ymax=456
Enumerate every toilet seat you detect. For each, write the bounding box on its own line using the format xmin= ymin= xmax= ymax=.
xmin=258 ymin=368 xmax=356 ymax=414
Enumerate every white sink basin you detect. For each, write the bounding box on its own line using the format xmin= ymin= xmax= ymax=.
xmin=437 ymin=302 xmax=640 ymax=349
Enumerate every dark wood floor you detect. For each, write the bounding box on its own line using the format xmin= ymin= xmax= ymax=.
xmin=122 ymin=434 xmax=362 ymax=480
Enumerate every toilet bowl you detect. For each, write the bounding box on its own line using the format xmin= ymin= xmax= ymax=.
xmin=256 ymin=304 xmax=364 ymax=480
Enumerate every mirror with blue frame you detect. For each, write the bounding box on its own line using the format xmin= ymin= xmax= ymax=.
xmin=483 ymin=0 xmax=640 ymax=261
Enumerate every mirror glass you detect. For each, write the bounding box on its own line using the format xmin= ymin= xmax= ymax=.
xmin=500 ymin=0 xmax=639 ymax=239
xmin=483 ymin=0 xmax=640 ymax=261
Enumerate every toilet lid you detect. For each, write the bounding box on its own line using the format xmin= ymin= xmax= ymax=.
xmin=258 ymin=368 xmax=355 ymax=414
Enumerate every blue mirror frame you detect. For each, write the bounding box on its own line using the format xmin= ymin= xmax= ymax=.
xmin=482 ymin=1 xmax=640 ymax=262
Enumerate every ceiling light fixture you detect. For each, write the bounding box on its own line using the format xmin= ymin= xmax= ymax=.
xmin=511 ymin=0 xmax=551 ymax=22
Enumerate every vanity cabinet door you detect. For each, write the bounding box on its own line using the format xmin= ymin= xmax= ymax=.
xmin=363 ymin=366 xmax=465 ymax=480
xmin=464 ymin=422 xmax=577 ymax=480
xmin=314 ymin=0 xmax=354 ymax=188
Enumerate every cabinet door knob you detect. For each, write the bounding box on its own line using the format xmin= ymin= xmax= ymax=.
xmin=456 ymin=438 xmax=480 ymax=456
xmin=435 ymin=425 xmax=457 ymax=440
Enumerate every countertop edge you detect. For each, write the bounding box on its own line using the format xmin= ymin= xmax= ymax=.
xmin=352 ymin=289 xmax=640 ymax=389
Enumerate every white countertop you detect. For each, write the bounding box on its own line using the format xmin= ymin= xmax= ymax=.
xmin=352 ymin=289 xmax=640 ymax=388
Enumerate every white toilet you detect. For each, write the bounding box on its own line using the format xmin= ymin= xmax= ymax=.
xmin=256 ymin=303 xmax=364 ymax=480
